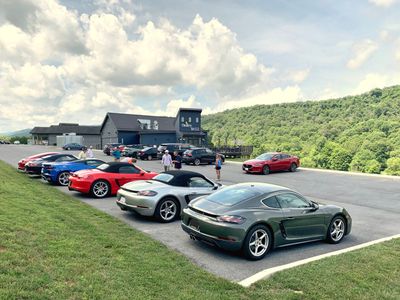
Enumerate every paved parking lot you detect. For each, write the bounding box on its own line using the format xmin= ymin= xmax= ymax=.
xmin=1 ymin=144 xmax=400 ymax=282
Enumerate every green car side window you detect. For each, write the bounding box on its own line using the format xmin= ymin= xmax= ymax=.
xmin=276 ymin=193 xmax=310 ymax=209
xmin=262 ymin=196 xmax=281 ymax=209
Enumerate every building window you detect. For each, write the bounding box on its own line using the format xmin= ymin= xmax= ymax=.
xmin=196 ymin=117 xmax=199 ymax=123
xmin=188 ymin=117 xmax=192 ymax=123
xmin=181 ymin=116 xmax=184 ymax=122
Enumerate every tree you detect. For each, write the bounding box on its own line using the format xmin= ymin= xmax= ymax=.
xmin=384 ymin=158 xmax=400 ymax=175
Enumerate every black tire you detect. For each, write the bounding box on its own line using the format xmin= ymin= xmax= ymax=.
xmin=66 ymin=147 xmax=70 ymax=150
xmin=90 ymin=180 xmax=111 ymax=198
xmin=194 ymin=158 xmax=201 ymax=166
xmin=262 ymin=165 xmax=270 ymax=175
xmin=326 ymin=215 xmax=346 ymax=244
xmin=243 ymin=225 xmax=272 ymax=260
xmin=289 ymin=163 xmax=297 ymax=172
xmin=120 ymin=206 xmax=127 ymax=211
xmin=57 ymin=171 xmax=70 ymax=186
xmin=154 ymin=197 xmax=180 ymax=223
xmin=147 ymin=155 xmax=152 ymax=161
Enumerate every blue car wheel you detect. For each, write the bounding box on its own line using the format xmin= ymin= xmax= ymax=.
xmin=57 ymin=171 xmax=71 ymax=186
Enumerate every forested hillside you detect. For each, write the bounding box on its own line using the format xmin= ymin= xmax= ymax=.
xmin=203 ymin=86 xmax=400 ymax=175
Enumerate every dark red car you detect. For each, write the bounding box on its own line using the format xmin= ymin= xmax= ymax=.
xmin=242 ymin=152 xmax=300 ymax=175
xmin=18 ymin=152 xmax=60 ymax=170
xmin=68 ymin=162 xmax=158 ymax=198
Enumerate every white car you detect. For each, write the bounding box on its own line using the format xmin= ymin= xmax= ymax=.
xmin=116 ymin=170 xmax=223 ymax=222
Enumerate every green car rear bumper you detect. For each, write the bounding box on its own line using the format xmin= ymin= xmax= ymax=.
xmin=181 ymin=208 xmax=246 ymax=251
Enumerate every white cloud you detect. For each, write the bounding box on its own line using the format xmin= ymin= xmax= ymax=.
xmin=369 ymin=0 xmax=397 ymax=7
xmin=347 ymin=39 xmax=378 ymax=69
xmin=353 ymin=73 xmax=399 ymax=94
xmin=287 ymin=69 xmax=310 ymax=83
xmin=203 ymin=85 xmax=303 ymax=114
xmin=0 ymin=0 xmax=297 ymax=132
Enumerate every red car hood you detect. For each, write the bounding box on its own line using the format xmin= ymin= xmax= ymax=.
xmin=243 ymin=159 xmax=267 ymax=165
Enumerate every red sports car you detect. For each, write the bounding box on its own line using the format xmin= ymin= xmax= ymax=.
xmin=18 ymin=152 xmax=60 ymax=170
xmin=242 ymin=152 xmax=300 ymax=175
xmin=68 ymin=162 xmax=158 ymax=198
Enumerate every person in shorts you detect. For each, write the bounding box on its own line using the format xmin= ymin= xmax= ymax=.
xmin=173 ymin=151 xmax=182 ymax=170
xmin=215 ymin=154 xmax=222 ymax=181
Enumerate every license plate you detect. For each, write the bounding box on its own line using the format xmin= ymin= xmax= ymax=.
xmin=244 ymin=167 xmax=249 ymax=171
xmin=119 ymin=197 xmax=126 ymax=204
xmin=189 ymin=219 xmax=200 ymax=231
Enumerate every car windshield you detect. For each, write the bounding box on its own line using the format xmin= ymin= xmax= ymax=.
xmin=157 ymin=145 xmax=167 ymax=152
xmin=206 ymin=186 xmax=261 ymax=206
xmin=142 ymin=147 xmax=152 ymax=152
xmin=152 ymin=173 xmax=174 ymax=184
xmin=256 ymin=153 xmax=274 ymax=160
xmin=97 ymin=163 xmax=110 ymax=170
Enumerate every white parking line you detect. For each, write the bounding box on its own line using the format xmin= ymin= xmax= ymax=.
xmin=238 ymin=234 xmax=400 ymax=287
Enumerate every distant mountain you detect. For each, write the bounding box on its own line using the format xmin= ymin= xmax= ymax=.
xmin=0 ymin=128 xmax=32 ymax=137
xmin=203 ymin=85 xmax=400 ymax=176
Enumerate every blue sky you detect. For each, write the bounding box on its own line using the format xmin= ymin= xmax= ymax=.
xmin=1 ymin=0 xmax=400 ymax=132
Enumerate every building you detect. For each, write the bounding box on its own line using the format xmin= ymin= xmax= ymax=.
xmin=100 ymin=108 xmax=207 ymax=147
xmin=30 ymin=123 xmax=101 ymax=148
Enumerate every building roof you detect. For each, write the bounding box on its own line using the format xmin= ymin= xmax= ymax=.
xmin=30 ymin=123 xmax=101 ymax=135
xmin=101 ymin=112 xmax=176 ymax=132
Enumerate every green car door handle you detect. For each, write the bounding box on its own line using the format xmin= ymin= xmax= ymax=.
xmin=285 ymin=217 xmax=295 ymax=220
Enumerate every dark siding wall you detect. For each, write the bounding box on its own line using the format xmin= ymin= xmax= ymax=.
xmin=118 ymin=131 xmax=140 ymax=145
xmin=101 ymin=117 xmax=118 ymax=147
xmin=140 ymin=133 xmax=177 ymax=145
xmin=177 ymin=111 xmax=201 ymax=132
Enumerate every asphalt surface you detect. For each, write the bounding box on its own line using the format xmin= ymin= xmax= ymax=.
xmin=1 ymin=144 xmax=400 ymax=282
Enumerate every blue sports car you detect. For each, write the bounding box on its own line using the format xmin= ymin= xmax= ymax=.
xmin=41 ymin=159 xmax=105 ymax=186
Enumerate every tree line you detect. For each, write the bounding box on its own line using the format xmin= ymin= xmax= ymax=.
xmin=202 ymin=86 xmax=400 ymax=176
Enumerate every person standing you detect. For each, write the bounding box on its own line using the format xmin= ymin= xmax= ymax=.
xmin=87 ymin=146 xmax=94 ymax=158
xmin=173 ymin=151 xmax=182 ymax=170
xmin=112 ymin=147 xmax=121 ymax=162
xmin=161 ymin=150 xmax=173 ymax=172
xmin=215 ymin=154 xmax=222 ymax=181
xmin=78 ymin=147 xmax=87 ymax=160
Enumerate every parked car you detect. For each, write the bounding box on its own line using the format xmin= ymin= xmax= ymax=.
xmin=242 ymin=152 xmax=300 ymax=175
xmin=137 ymin=147 xmax=158 ymax=160
xmin=41 ymin=159 xmax=105 ymax=186
xmin=18 ymin=152 xmax=60 ymax=170
xmin=182 ymin=148 xmax=225 ymax=166
xmin=63 ymin=143 xmax=85 ymax=150
xmin=68 ymin=162 xmax=158 ymax=198
xmin=103 ymin=143 xmax=125 ymax=155
xmin=182 ymin=182 xmax=352 ymax=260
xmin=157 ymin=143 xmax=195 ymax=159
xmin=116 ymin=170 xmax=222 ymax=222
xmin=13 ymin=140 xmax=20 ymax=144
xmin=122 ymin=146 xmax=144 ymax=158
xmin=24 ymin=154 xmax=78 ymax=175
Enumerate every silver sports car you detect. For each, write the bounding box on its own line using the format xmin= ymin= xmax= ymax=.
xmin=116 ymin=170 xmax=222 ymax=222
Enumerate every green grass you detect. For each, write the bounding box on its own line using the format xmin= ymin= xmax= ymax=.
xmin=0 ymin=161 xmax=399 ymax=299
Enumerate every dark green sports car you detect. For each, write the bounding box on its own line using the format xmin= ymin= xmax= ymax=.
xmin=181 ymin=182 xmax=352 ymax=260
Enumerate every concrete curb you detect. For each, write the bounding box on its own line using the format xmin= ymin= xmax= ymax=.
xmin=238 ymin=234 xmax=400 ymax=287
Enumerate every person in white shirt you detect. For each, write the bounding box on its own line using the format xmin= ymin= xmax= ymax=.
xmin=161 ymin=150 xmax=173 ymax=172
xmin=87 ymin=146 xmax=94 ymax=158
xmin=78 ymin=148 xmax=87 ymax=160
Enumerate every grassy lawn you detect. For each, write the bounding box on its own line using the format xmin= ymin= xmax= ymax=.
xmin=0 ymin=160 xmax=399 ymax=299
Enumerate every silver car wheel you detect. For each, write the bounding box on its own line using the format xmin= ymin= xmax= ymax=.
xmin=93 ymin=181 xmax=109 ymax=198
xmin=159 ymin=200 xmax=177 ymax=221
xmin=330 ymin=219 xmax=345 ymax=242
xmin=58 ymin=172 xmax=70 ymax=186
xmin=249 ymin=229 xmax=269 ymax=257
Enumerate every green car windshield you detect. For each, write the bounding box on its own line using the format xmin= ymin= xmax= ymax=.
xmin=207 ymin=186 xmax=261 ymax=206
